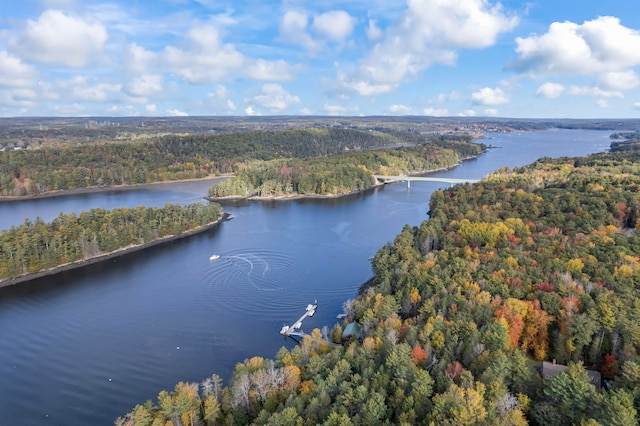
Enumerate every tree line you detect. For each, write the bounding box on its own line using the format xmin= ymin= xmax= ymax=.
xmin=0 ymin=202 xmax=223 ymax=282
xmin=118 ymin=143 xmax=640 ymax=425
xmin=0 ymin=128 xmax=472 ymax=197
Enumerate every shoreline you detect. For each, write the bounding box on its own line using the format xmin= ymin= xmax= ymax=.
xmin=206 ymin=152 xmax=484 ymax=203
xmin=0 ymin=213 xmax=230 ymax=289
xmin=0 ymin=175 xmax=230 ymax=203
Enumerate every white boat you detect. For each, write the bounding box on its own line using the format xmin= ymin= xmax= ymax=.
xmin=209 ymin=254 xmax=220 ymax=261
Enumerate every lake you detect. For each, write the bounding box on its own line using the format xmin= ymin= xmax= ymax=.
xmin=0 ymin=129 xmax=613 ymax=425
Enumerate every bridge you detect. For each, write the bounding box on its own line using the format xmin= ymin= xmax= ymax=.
xmin=373 ymin=175 xmax=480 ymax=188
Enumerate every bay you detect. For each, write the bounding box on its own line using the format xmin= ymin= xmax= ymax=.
xmin=0 ymin=129 xmax=612 ymax=425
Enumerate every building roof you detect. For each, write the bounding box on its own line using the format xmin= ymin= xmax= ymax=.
xmin=342 ymin=322 xmax=362 ymax=339
xmin=541 ymin=361 xmax=601 ymax=389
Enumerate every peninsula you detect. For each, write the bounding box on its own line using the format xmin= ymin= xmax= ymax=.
xmin=0 ymin=202 xmax=224 ymax=287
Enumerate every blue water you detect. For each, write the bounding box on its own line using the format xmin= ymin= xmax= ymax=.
xmin=0 ymin=129 xmax=612 ymax=425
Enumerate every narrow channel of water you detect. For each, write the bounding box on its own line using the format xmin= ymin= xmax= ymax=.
xmin=0 ymin=129 xmax=612 ymax=425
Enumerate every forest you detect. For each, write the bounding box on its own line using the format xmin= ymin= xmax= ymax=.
xmin=0 ymin=128 xmax=471 ymax=197
xmin=207 ymin=139 xmax=483 ymax=198
xmin=0 ymin=202 xmax=223 ymax=283
xmin=118 ymin=145 xmax=640 ymax=425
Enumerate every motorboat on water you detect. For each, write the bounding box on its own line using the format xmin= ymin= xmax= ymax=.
xmin=209 ymin=254 xmax=220 ymax=261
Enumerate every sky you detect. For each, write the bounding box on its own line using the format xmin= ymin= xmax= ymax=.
xmin=0 ymin=0 xmax=639 ymax=118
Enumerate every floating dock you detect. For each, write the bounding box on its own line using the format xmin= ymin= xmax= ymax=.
xmin=280 ymin=300 xmax=317 ymax=337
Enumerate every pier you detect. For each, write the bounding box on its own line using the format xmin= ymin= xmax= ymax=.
xmin=280 ymin=300 xmax=317 ymax=337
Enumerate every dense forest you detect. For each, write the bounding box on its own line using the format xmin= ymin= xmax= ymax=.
xmin=118 ymin=146 xmax=640 ymax=425
xmin=0 ymin=128 xmax=468 ymax=197
xmin=207 ymin=139 xmax=484 ymax=198
xmin=0 ymin=202 xmax=223 ymax=283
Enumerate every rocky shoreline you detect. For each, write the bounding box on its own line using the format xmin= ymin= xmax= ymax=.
xmin=0 ymin=213 xmax=231 ymax=289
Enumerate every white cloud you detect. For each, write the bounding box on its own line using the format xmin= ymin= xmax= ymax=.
xmin=389 ymin=104 xmax=415 ymax=114
xmin=107 ymin=105 xmax=139 ymax=116
xmin=279 ymin=10 xmax=319 ymax=51
xmin=11 ymin=10 xmax=107 ymax=67
xmin=206 ymin=84 xmax=237 ymax=113
xmin=340 ymin=0 xmax=517 ymax=95
xmin=321 ymin=103 xmax=359 ymax=115
xmin=57 ymin=76 xmax=121 ymax=102
xmin=245 ymin=106 xmax=260 ymax=116
xmin=512 ymin=16 xmax=640 ymax=77
xmin=471 ymin=87 xmax=509 ymax=105
xmin=164 ymin=25 xmax=244 ymax=84
xmin=124 ymin=74 xmax=163 ymax=101
xmin=536 ymin=82 xmax=565 ymax=99
xmin=459 ymin=109 xmax=477 ymax=116
xmin=600 ymin=71 xmax=639 ymax=91
xmin=312 ymin=11 xmax=355 ymax=42
xmin=634 ymin=102 xmax=640 ymax=110
xmin=0 ymin=51 xmax=38 ymax=88
xmin=567 ymin=85 xmax=623 ymax=98
xmin=163 ymin=24 xmax=295 ymax=84
xmin=431 ymin=92 xmax=460 ymax=104
xmin=244 ymin=59 xmax=295 ymax=81
xmin=597 ymin=99 xmax=609 ymax=108
xmin=124 ymin=43 xmax=156 ymax=75
xmin=245 ymin=83 xmax=300 ymax=112
xmin=166 ymin=108 xmax=189 ymax=116
xmin=423 ymin=107 xmax=448 ymax=116
xmin=484 ymin=108 xmax=499 ymax=116
xmin=145 ymin=104 xmax=156 ymax=113
xmin=367 ymin=20 xmax=383 ymax=41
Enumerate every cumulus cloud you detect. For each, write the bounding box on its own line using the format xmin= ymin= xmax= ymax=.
xmin=164 ymin=25 xmax=244 ymax=84
xmin=600 ymin=71 xmax=639 ymax=91
xmin=206 ymin=85 xmax=237 ymax=113
xmin=124 ymin=43 xmax=156 ymax=75
xmin=312 ymin=11 xmax=355 ymax=42
xmin=57 ymin=76 xmax=121 ymax=102
xmin=471 ymin=87 xmax=509 ymax=105
xmin=511 ymin=16 xmax=640 ymax=77
xmin=0 ymin=51 xmax=38 ymax=88
xmin=245 ymin=84 xmax=300 ymax=112
xmin=389 ymin=104 xmax=415 ymax=114
xmin=340 ymin=0 xmax=518 ymax=95
xmin=321 ymin=103 xmax=359 ymax=115
xmin=245 ymin=106 xmax=260 ymax=116
xmin=536 ymin=82 xmax=565 ymax=99
xmin=244 ymin=59 xmax=295 ymax=81
xmin=634 ymin=102 xmax=640 ymax=110
xmin=166 ymin=108 xmax=188 ymax=116
xmin=279 ymin=10 xmax=319 ymax=51
xmin=164 ymin=25 xmax=295 ymax=84
xmin=484 ymin=108 xmax=499 ymax=116
xmin=423 ymin=107 xmax=449 ymax=116
xmin=11 ymin=10 xmax=107 ymax=67
xmin=567 ymin=85 xmax=623 ymax=98
xmin=367 ymin=20 xmax=383 ymax=41
xmin=124 ymin=74 xmax=163 ymax=100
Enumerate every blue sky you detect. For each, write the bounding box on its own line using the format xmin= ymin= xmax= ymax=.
xmin=0 ymin=0 xmax=639 ymax=118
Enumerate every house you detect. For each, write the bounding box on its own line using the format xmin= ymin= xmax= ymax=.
xmin=341 ymin=322 xmax=362 ymax=342
xmin=541 ymin=361 xmax=601 ymax=389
